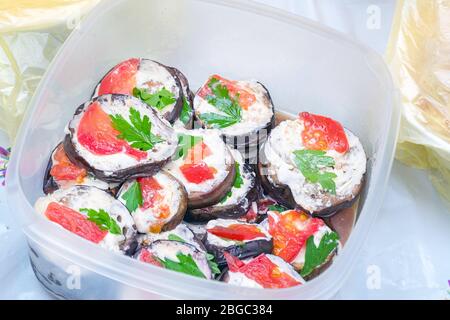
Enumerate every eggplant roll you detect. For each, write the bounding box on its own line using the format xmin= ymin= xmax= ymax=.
xmin=134 ymin=240 xmax=213 ymax=279
xmin=116 ymin=171 xmax=187 ymax=234
xmin=203 ymin=219 xmax=272 ymax=267
xmin=138 ymin=223 xmax=206 ymax=252
xmin=193 ymin=75 xmax=275 ymax=162
xmin=64 ymin=94 xmax=178 ymax=183
xmin=221 ymin=253 xmax=304 ymax=289
xmin=185 ymin=149 xmax=258 ymax=222
xmin=258 ymin=112 xmax=367 ymax=217
xmin=43 ymin=142 xmax=115 ymax=194
xmin=164 ymin=128 xmax=236 ymax=209
xmin=34 ymin=185 xmax=137 ymax=254
xmin=93 ymin=58 xmax=187 ymax=124
xmin=264 ymin=209 xmax=338 ymax=276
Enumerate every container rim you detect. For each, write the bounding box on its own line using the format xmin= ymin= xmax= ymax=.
xmin=6 ymin=0 xmax=400 ymax=299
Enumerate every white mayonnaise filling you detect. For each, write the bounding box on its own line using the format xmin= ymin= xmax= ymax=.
xmin=68 ymin=96 xmax=177 ymax=174
xmin=118 ymin=172 xmax=182 ymax=234
xmin=139 ymin=224 xmax=204 ymax=252
xmin=264 ymin=119 xmax=366 ymax=212
xmin=205 ymin=219 xmax=271 ymax=247
xmin=34 ymin=186 xmax=135 ymax=252
xmin=194 ymin=79 xmax=273 ymax=136
xmin=164 ymin=128 xmax=232 ymax=194
xmin=215 ymin=149 xmax=253 ymax=207
xmin=227 ymin=272 xmax=264 ymax=289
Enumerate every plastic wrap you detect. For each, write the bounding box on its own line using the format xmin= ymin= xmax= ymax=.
xmin=386 ymin=0 xmax=450 ymax=205
xmin=0 ymin=0 xmax=99 ymax=142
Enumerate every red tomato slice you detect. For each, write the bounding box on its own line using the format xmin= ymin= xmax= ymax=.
xmin=137 ymin=176 xmax=163 ymax=210
xmin=97 ymin=58 xmax=139 ymax=96
xmin=224 ymin=253 xmax=301 ymax=289
xmin=300 ymin=112 xmax=349 ymax=153
xmin=184 ymin=141 xmax=212 ymax=164
xmin=50 ymin=144 xmax=87 ymax=182
xmin=198 ymin=74 xmax=256 ymax=110
xmin=139 ymin=249 xmax=162 ymax=267
xmin=44 ymin=202 xmax=107 ymax=243
xmin=77 ymin=102 xmax=147 ymax=160
xmin=179 ymin=162 xmax=217 ymax=184
xmin=208 ymin=224 xmax=266 ymax=241
xmin=268 ymin=210 xmax=324 ymax=263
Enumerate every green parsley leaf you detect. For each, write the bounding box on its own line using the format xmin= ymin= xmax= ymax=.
xmin=206 ymin=253 xmax=221 ymax=275
xmin=110 ymin=107 xmax=164 ymax=151
xmin=168 ymin=234 xmax=185 ymax=242
xmin=174 ymin=133 xmax=203 ymax=160
xmin=121 ymin=181 xmax=143 ymax=212
xmin=293 ymin=149 xmax=337 ymax=194
xmin=133 ymin=87 xmax=176 ymax=110
xmin=220 ymin=162 xmax=243 ymax=203
xmin=179 ymin=96 xmax=192 ymax=125
xmin=267 ymin=204 xmax=287 ymax=212
xmin=79 ymin=208 xmax=122 ymax=235
xmin=158 ymin=252 xmax=206 ymax=278
xmin=300 ymin=231 xmax=339 ymax=277
xmin=199 ymin=77 xmax=242 ymax=129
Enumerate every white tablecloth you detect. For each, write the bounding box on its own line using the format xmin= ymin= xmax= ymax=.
xmin=0 ymin=0 xmax=448 ymax=299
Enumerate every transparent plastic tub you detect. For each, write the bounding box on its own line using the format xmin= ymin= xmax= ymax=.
xmin=6 ymin=0 xmax=399 ymax=299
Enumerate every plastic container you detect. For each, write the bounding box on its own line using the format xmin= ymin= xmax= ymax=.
xmin=6 ymin=0 xmax=399 ymax=299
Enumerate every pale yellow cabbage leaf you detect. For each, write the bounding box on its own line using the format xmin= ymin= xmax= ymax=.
xmin=386 ymin=0 xmax=450 ymax=205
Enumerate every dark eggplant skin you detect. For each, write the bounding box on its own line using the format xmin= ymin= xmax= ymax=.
xmin=257 ymin=147 xmax=364 ymax=218
xmin=187 ymin=149 xmax=237 ymax=209
xmin=185 ymin=163 xmax=258 ymax=222
xmin=194 ymin=81 xmax=275 ymax=163
xmin=203 ymin=238 xmax=273 ymax=268
xmin=92 ymin=59 xmax=184 ymax=125
xmin=64 ymin=94 xmax=176 ymax=183
xmin=116 ymin=172 xmax=188 ymax=233
xmin=170 ymin=67 xmax=194 ymax=129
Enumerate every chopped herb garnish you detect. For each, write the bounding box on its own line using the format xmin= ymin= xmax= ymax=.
xmin=267 ymin=204 xmax=287 ymax=212
xmin=199 ymin=77 xmax=242 ymax=128
xmin=110 ymin=107 xmax=164 ymax=151
xmin=179 ymin=96 xmax=192 ymax=125
xmin=206 ymin=253 xmax=221 ymax=275
xmin=133 ymin=87 xmax=176 ymax=110
xmin=174 ymin=133 xmax=203 ymax=160
xmin=121 ymin=181 xmax=143 ymax=212
xmin=158 ymin=252 xmax=206 ymax=278
xmin=293 ymin=150 xmax=337 ymax=194
xmin=300 ymin=231 xmax=339 ymax=277
xmin=220 ymin=162 xmax=243 ymax=203
xmin=168 ymin=234 xmax=185 ymax=242
xmin=79 ymin=208 xmax=122 ymax=235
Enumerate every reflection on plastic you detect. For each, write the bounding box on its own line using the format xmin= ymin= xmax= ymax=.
xmin=386 ymin=0 xmax=450 ymax=206
xmin=0 ymin=0 xmax=99 ymax=142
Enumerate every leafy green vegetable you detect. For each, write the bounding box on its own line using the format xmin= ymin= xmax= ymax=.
xmin=158 ymin=252 xmax=206 ymax=278
xmin=199 ymin=77 xmax=242 ymax=128
xmin=168 ymin=234 xmax=185 ymax=242
xmin=133 ymin=87 xmax=176 ymax=110
xmin=293 ymin=149 xmax=337 ymax=194
xmin=110 ymin=107 xmax=164 ymax=151
xmin=267 ymin=204 xmax=287 ymax=212
xmin=179 ymin=97 xmax=192 ymax=125
xmin=121 ymin=181 xmax=143 ymax=212
xmin=300 ymin=231 xmax=339 ymax=277
xmin=206 ymin=253 xmax=221 ymax=275
xmin=174 ymin=133 xmax=203 ymax=160
xmin=220 ymin=162 xmax=243 ymax=203
xmin=79 ymin=208 xmax=122 ymax=235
